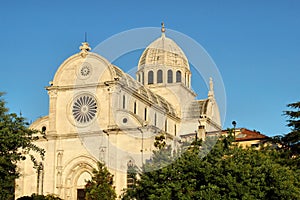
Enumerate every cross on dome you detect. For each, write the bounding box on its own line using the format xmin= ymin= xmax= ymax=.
xmin=161 ymin=22 xmax=165 ymax=32
xmin=161 ymin=22 xmax=166 ymax=38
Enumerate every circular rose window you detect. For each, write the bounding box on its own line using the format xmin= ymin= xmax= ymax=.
xmin=72 ymin=95 xmax=97 ymax=124
xmin=81 ymin=65 xmax=90 ymax=77
xmin=77 ymin=63 xmax=92 ymax=79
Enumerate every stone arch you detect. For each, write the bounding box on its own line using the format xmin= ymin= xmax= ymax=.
xmin=63 ymin=155 xmax=98 ymax=200
xmin=29 ymin=116 xmax=49 ymax=132
xmin=53 ymin=53 xmax=116 ymax=86
xmin=115 ymin=109 xmax=145 ymax=129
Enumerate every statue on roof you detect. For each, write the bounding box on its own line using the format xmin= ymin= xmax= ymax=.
xmin=79 ymin=42 xmax=91 ymax=58
xmin=208 ymin=77 xmax=214 ymax=98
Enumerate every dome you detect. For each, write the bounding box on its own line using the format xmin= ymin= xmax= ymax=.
xmin=138 ymin=33 xmax=189 ymax=70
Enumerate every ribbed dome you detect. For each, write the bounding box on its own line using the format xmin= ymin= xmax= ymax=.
xmin=138 ymin=34 xmax=189 ymax=70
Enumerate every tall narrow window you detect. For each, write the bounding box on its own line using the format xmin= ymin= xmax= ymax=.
xmin=157 ymin=70 xmax=163 ymax=83
xmin=154 ymin=113 xmax=157 ymax=126
xmin=134 ymin=101 xmax=137 ymax=114
xmin=144 ymin=108 xmax=147 ymax=121
xmin=123 ymin=95 xmax=126 ymax=109
xmin=174 ymin=124 xmax=177 ymax=136
xmin=138 ymin=74 xmax=140 ymax=82
xmin=148 ymin=71 xmax=154 ymax=84
xmin=141 ymin=72 xmax=144 ymax=85
xmin=176 ymin=70 xmax=182 ymax=83
xmin=167 ymin=70 xmax=173 ymax=83
xmin=165 ymin=119 xmax=168 ymax=132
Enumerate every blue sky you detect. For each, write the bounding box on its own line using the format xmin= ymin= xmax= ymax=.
xmin=0 ymin=0 xmax=299 ymax=136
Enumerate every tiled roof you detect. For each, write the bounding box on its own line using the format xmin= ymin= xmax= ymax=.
xmin=223 ymin=128 xmax=269 ymax=141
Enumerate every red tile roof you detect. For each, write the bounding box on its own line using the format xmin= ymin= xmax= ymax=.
xmin=223 ymin=128 xmax=269 ymax=141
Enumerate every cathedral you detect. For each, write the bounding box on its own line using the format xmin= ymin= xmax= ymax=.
xmin=15 ymin=25 xmax=221 ymax=199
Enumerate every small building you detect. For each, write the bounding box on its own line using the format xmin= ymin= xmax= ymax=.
xmin=222 ymin=128 xmax=269 ymax=148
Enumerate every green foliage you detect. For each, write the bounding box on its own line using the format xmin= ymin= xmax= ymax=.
xmin=17 ymin=194 xmax=62 ymax=200
xmin=121 ymin=162 xmax=138 ymax=200
xmin=270 ymin=101 xmax=300 ymax=165
xmin=122 ymin=134 xmax=300 ymax=199
xmin=84 ymin=162 xmax=117 ymax=200
xmin=0 ymin=93 xmax=45 ymax=200
xmin=144 ymin=134 xmax=176 ymax=172
xmin=17 ymin=194 xmax=61 ymax=200
xmin=154 ymin=134 xmax=166 ymax=150
xmin=283 ymin=101 xmax=300 ymax=154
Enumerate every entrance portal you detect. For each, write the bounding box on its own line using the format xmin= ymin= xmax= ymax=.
xmin=77 ymin=189 xmax=85 ymax=200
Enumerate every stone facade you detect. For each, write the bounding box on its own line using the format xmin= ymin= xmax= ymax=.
xmin=15 ymin=28 xmax=221 ymax=199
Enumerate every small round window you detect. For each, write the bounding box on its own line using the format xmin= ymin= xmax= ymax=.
xmin=78 ymin=63 xmax=92 ymax=79
xmin=122 ymin=118 xmax=128 ymax=124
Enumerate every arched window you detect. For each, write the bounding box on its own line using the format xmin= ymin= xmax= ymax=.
xmin=134 ymin=101 xmax=137 ymax=114
xmin=157 ymin=70 xmax=163 ymax=83
xmin=141 ymin=72 xmax=144 ymax=85
xmin=176 ymin=70 xmax=181 ymax=83
xmin=167 ymin=70 xmax=173 ymax=83
xmin=148 ymin=71 xmax=154 ymax=84
xmin=122 ymin=95 xmax=126 ymax=109
xmin=41 ymin=126 xmax=46 ymax=134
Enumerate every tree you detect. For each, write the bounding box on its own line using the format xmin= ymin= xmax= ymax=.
xmin=282 ymin=101 xmax=300 ymax=155
xmin=0 ymin=93 xmax=45 ymax=200
xmin=84 ymin=162 xmax=117 ymax=200
xmin=120 ymin=160 xmax=138 ymax=200
xmin=270 ymin=101 xmax=300 ymax=166
xmin=122 ymin=134 xmax=300 ymax=199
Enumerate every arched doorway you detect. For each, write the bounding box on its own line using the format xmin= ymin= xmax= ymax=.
xmin=76 ymin=171 xmax=92 ymax=200
xmin=63 ymin=157 xmax=97 ymax=200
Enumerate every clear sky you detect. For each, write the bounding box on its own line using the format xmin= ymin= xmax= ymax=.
xmin=0 ymin=0 xmax=299 ymax=136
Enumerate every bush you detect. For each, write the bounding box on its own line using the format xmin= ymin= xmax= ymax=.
xmin=17 ymin=194 xmax=62 ymax=200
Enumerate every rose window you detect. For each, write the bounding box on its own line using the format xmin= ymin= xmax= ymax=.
xmin=72 ymin=95 xmax=97 ymax=124
xmin=81 ymin=66 xmax=90 ymax=77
